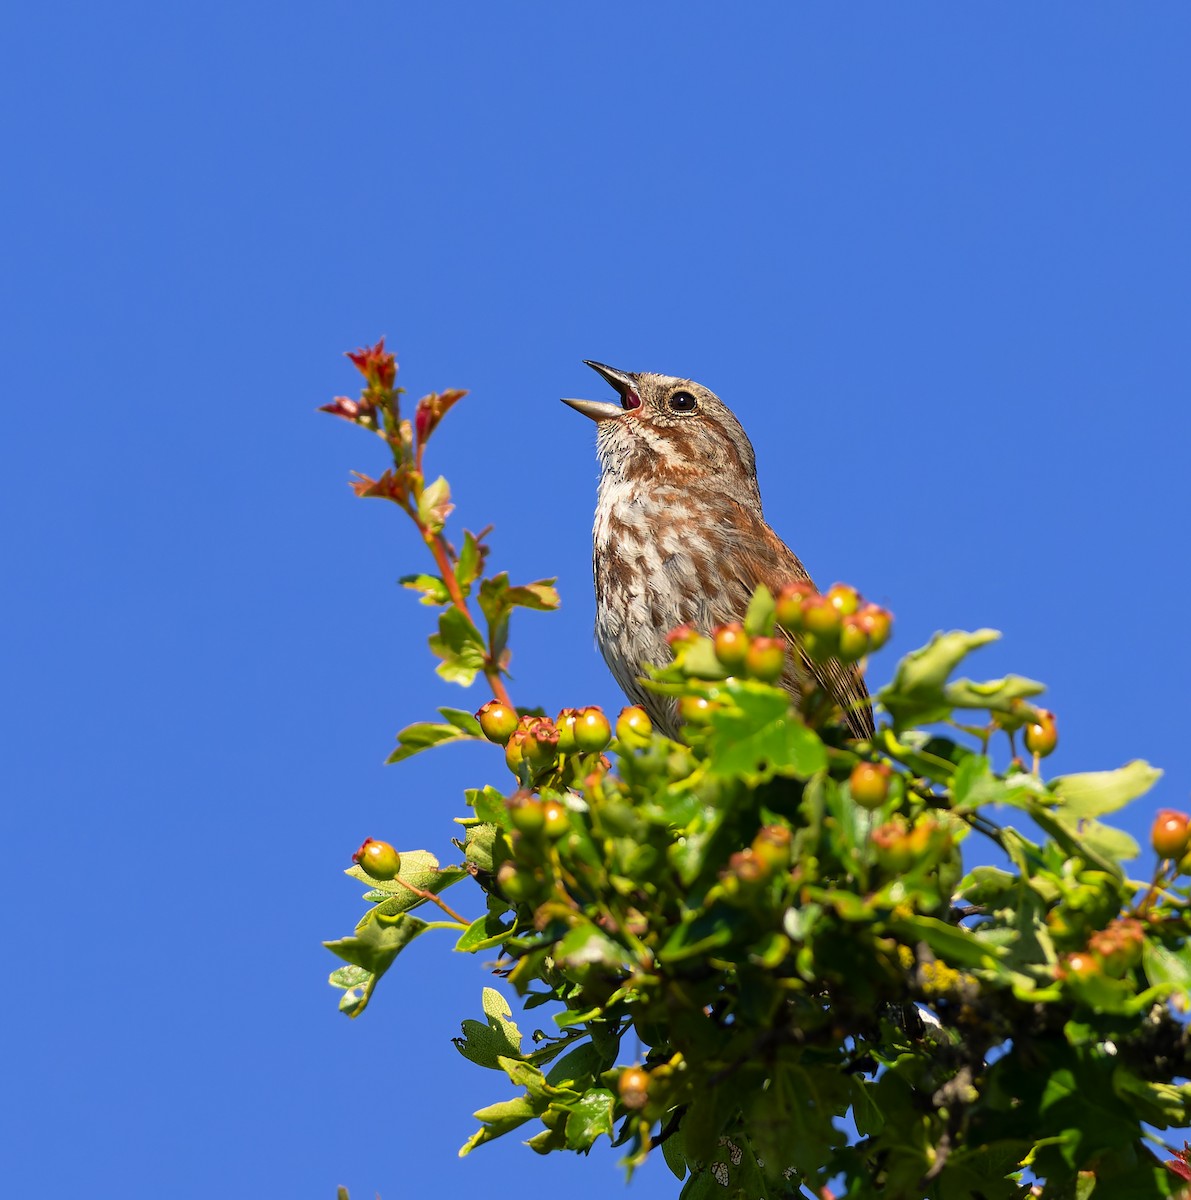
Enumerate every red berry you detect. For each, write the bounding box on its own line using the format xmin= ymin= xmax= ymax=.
xmin=857 ymin=604 xmax=892 ymax=651
xmin=850 ymin=761 xmax=892 ymax=809
xmin=837 ymin=614 xmax=870 ymax=662
xmin=713 ymin=622 xmax=750 ymax=670
xmin=573 ymin=706 xmax=612 ymax=753
xmin=1061 ymin=951 xmax=1099 ymax=982
xmin=1152 ymin=810 xmax=1191 ymax=860
xmin=1023 ymin=709 xmax=1058 ymax=757
xmin=745 ymin=635 xmax=786 ymax=682
xmin=353 ymin=838 xmax=402 ymax=880
xmin=775 ymin=580 xmax=817 ymax=631
xmin=476 ymin=700 xmax=519 ymax=745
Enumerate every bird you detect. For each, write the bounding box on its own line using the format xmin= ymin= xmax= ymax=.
xmin=562 ymin=361 xmax=873 ymax=741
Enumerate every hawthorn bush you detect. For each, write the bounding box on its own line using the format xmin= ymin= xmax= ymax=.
xmin=323 ymin=342 xmax=1191 ymax=1200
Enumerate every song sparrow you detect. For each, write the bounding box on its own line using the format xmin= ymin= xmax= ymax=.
xmin=562 ymin=361 xmax=873 ymax=740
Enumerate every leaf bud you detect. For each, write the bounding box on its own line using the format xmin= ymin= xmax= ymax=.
xmin=574 ymin=706 xmax=612 ymax=753
xmin=825 ymin=582 xmax=861 ymax=618
xmin=618 ymin=1066 xmax=650 ymax=1110
xmin=1023 ymin=709 xmax=1058 ymax=758
xmin=616 ymin=706 xmax=654 ymax=749
xmin=353 ymin=838 xmax=401 ymax=880
xmin=712 ymin=622 xmax=750 ymax=670
xmin=849 ymin=761 xmax=892 ymax=810
xmin=775 ymin=580 xmax=818 ymax=631
xmin=1152 ymin=810 xmax=1191 ymax=861
xmin=476 ymin=700 xmax=518 ymax=745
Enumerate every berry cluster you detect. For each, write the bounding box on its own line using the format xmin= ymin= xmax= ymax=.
xmin=772 ymin=581 xmax=892 ymax=664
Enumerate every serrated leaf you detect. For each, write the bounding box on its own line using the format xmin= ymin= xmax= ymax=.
xmin=1051 ymin=761 xmax=1162 ymax=819
xmin=427 ymin=606 xmax=486 ymax=686
xmin=944 ymin=674 xmax=1046 ymax=713
xmin=879 ymin=629 xmax=1001 ymax=728
xmin=387 ymin=718 xmax=480 ymax=764
xmin=452 ymin=987 xmax=525 ymax=1068
xmin=345 ymin=850 xmax=467 ymax=917
xmin=324 ymin=912 xmax=428 ymax=1016
xmin=706 ymin=681 xmax=826 ymax=782
xmin=465 ymin=784 xmax=510 ymax=828
xmin=565 ymin=1089 xmax=614 ymax=1150
xmin=399 ymin=572 xmax=450 ymax=605
xmin=439 ymin=706 xmax=483 ymax=736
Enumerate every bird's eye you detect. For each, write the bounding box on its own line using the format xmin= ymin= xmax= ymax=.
xmin=667 ymin=390 xmax=698 ymax=414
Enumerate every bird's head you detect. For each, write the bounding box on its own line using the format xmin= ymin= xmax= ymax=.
xmin=562 ymin=361 xmax=760 ymax=503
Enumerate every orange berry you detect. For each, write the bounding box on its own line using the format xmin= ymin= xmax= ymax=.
xmin=1152 ymin=810 xmax=1191 ymax=860
xmin=476 ymin=700 xmax=518 ymax=745
xmin=850 ymin=761 xmax=892 ymax=809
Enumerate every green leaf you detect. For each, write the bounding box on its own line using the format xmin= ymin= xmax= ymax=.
xmin=565 ymin=1089 xmax=614 ymax=1150
xmin=324 ymin=912 xmax=428 ymax=1017
xmin=943 ymin=674 xmax=1045 ymax=714
xmin=427 ymin=606 xmax=487 ymax=686
xmin=399 ymin=572 xmax=450 ymax=606
xmin=452 ymin=987 xmax=525 ymax=1068
xmin=878 ymin=628 xmax=1001 ymax=728
xmin=345 ymin=850 xmax=467 ymax=916
xmin=456 ymin=910 xmax=516 ymax=953
xmin=1050 ymin=760 xmax=1162 ymax=819
xmin=555 ymin=922 xmax=633 ymax=974
xmin=465 ymin=784 xmax=510 ymax=828
xmin=387 ymin=714 xmax=481 ymax=764
xmin=743 ymin=584 xmax=776 ymax=637
xmin=459 ymin=1095 xmax=540 ymax=1157
xmin=706 ymin=680 xmax=827 ymax=783
xmin=1143 ymin=940 xmax=1191 ymax=991
xmin=455 ymin=529 xmax=484 ymax=589
xmin=886 ymin=914 xmax=1004 ymax=971
xmin=544 ymin=1041 xmax=610 ymax=1089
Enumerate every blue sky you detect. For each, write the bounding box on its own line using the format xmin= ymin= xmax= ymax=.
xmin=4 ymin=5 xmax=1191 ymax=1197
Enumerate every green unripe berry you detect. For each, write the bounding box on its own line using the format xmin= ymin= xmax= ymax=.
xmin=573 ymin=706 xmax=612 ymax=753
xmin=850 ymin=761 xmax=892 ymax=809
xmin=801 ymin=595 xmax=841 ymax=637
xmin=1023 ymin=709 xmax=1058 ymax=757
xmin=542 ymin=798 xmax=569 ymax=839
xmin=837 ymin=614 xmax=870 ymax=662
xmin=745 ymin=635 xmax=786 ymax=682
xmin=496 ymin=861 xmax=532 ymax=903
xmin=775 ymin=580 xmax=817 ymax=631
xmin=353 ymin=838 xmax=402 ymax=880
xmin=505 ymin=730 xmax=528 ymax=775
xmin=616 ymin=706 xmax=653 ymax=749
xmin=825 ymin=582 xmax=861 ymax=617
xmin=476 ymin=699 xmax=519 ymax=745
xmin=555 ymin=708 xmax=580 ymax=754
xmin=713 ymin=622 xmax=750 ymax=670
xmin=678 ymin=695 xmax=713 ymax=726
xmin=508 ymin=795 xmax=545 ymax=836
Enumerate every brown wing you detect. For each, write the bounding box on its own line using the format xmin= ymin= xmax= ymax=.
xmin=702 ymin=506 xmax=874 ymax=740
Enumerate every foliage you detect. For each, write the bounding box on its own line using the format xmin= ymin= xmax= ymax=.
xmin=323 ymin=341 xmax=1191 ymax=1200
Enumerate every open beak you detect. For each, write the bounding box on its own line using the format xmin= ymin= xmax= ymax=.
xmin=561 ymin=360 xmax=642 ymax=422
